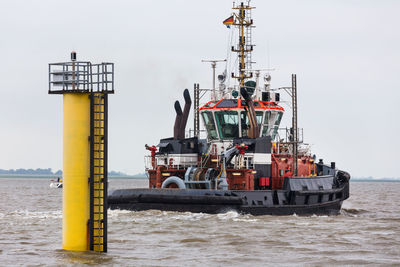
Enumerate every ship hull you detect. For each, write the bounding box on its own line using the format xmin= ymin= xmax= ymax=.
xmin=108 ymin=175 xmax=349 ymax=216
xmin=109 ymin=196 xmax=344 ymax=216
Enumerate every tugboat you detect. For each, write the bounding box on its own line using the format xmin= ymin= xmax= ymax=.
xmin=109 ymin=1 xmax=350 ymax=215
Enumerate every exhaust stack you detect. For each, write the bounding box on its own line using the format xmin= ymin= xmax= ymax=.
xmin=240 ymin=87 xmax=259 ymax=138
xmin=179 ymin=89 xmax=192 ymax=139
xmin=173 ymin=101 xmax=183 ymax=140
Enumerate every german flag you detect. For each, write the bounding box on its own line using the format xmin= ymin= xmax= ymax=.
xmin=223 ymin=15 xmax=234 ymax=28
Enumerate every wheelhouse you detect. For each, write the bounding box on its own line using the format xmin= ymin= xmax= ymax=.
xmin=199 ymin=99 xmax=284 ymax=140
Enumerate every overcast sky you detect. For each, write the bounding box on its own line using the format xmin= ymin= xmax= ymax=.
xmin=0 ymin=0 xmax=399 ymax=178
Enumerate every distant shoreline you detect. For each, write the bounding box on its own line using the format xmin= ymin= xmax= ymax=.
xmin=0 ymin=174 xmax=147 ymax=179
xmin=349 ymin=179 xmax=400 ymax=182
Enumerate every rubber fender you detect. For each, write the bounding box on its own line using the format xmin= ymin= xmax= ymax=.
xmin=337 ymin=170 xmax=350 ymax=182
xmin=161 ymin=176 xmax=186 ymax=189
xmin=138 ymin=193 xmax=243 ymax=205
xmin=335 ymin=170 xmax=350 ymax=187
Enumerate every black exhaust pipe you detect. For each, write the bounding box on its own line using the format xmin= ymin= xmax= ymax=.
xmin=179 ymin=89 xmax=192 ymax=139
xmin=173 ymin=101 xmax=183 ymax=140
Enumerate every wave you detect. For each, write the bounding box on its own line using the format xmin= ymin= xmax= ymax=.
xmin=108 ymin=209 xmax=134 ymax=217
xmin=2 ymin=210 xmax=62 ymax=219
xmin=217 ymin=211 xmax=258 ymax=222
xmin=107 ymin=208 xmax=258 ymax=223
xmin=341 ymin=208 xmax=368 ymax=217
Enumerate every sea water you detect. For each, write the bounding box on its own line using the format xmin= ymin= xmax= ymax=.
xmin=0 ymin=178 xmax=399 ymax=266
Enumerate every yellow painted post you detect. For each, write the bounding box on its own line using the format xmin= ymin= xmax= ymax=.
xmin=62 ymin=93 xmax=91 ymax=251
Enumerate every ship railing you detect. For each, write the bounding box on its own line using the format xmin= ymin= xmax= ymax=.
xmin=144 ymin=156 xmax=153 ymax=170
xmin=233 ymin=155 xmax=254 ymax=170
xmin=275 ymin=127 xmax=304 ymax=144
xmin=272 ymin=141 xmax=311 ymax=156
xmin=144 ymin=155 xmax=199 ymax=170
xmin=49 ymin=61 xmax=114 ymax=94
xmin=187 ymin=128 xmax=208 ymax=139
xmin=200 ymin=153 xmax=211 ymax=168
xmin=272 ymin=127 xmax=307 ymax=155
xmin=145 ymin=154 xmax=261 ymax=171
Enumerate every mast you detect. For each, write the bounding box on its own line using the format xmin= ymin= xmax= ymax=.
xmin=201 ymin=59 xmax=226 ymax=100
xmin=292 ymin=74 xmax=298 ymax=176
xmin=231 ymin=1 xmax=254 ymax=88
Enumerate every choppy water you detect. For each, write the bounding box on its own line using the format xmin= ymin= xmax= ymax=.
xmin=0 ymin=178 xmax=399 ymax=266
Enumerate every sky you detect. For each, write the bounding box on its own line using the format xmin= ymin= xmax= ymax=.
xmin=0 ymin=0 xmax=399 ymax=178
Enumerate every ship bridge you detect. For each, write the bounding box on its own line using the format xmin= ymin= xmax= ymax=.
xmin=199 ymin=98 xmax=284 ymax=140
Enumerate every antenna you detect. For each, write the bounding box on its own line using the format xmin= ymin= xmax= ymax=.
xmin=201 ymin=59 xmax=226 ymax=100
xmin=231 ymin=2 xmax=255 ymax=88
xmin=267 ymin=40 xmax=270 ymax=71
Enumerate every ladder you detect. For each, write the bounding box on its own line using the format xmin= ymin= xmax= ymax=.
xmin=193 ymin=83 xmax=200 ymax=137
xmin=291 ymin=74 xmax=298 ymax=177
xmin=245 ymin=7 xmax=253 ymax=72
xmin=89 ymin=92 xmax=108 ymax=252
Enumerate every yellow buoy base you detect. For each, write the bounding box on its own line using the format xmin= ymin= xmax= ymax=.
xmin=62 ymin=93 xmax=91 ymax=251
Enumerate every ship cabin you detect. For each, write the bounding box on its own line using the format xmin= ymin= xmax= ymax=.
xmin=199 ymin=98 xmax=284 ymax=141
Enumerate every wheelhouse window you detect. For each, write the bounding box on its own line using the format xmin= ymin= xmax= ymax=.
xmin=240 ymin=111 xmax=263 ymax=137
xmin=201 ymin=111 xmax=218 ymax=139
xmin=271 ymin=111 xmax=283 ymax=139
xmin=261 ymin=111 xmax=283 ymax=139
xmin=215 ymin=110 xmax=239 ymax=139
xmin=261 ymin=111 xmax=271 ymax=137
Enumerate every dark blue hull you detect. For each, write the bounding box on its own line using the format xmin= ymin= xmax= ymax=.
xmin=108 ymin=175 xmax=350 ymax=216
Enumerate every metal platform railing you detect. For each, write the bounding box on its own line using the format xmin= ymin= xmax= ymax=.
xmin=48 ymin=61 xmax=114 ymax=94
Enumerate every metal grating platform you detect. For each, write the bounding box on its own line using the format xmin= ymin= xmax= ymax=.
xmin=48 ymin=61 xmax=114 ymax=94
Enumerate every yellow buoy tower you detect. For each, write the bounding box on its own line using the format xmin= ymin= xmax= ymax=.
xmin=49 ymin=52 xmax=114 ymax=252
